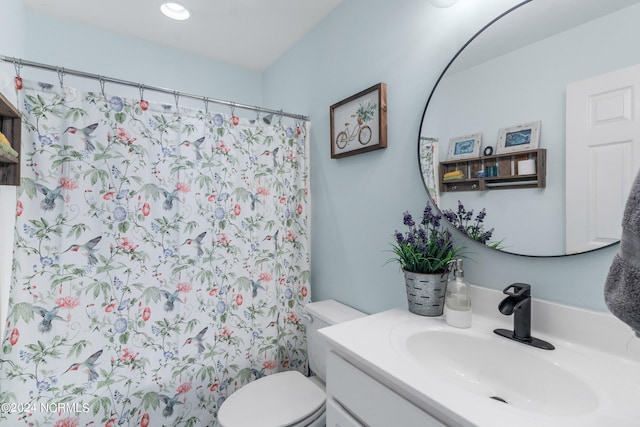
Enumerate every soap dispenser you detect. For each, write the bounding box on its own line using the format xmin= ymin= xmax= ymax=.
xmin=445 ymin=259 xmax=472 ymax=328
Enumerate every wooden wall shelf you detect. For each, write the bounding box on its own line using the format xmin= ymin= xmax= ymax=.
xmin=439 ymin=148 xmax=546 ymax=193
xmin=0 ymin=91 xmax=21 ymax=186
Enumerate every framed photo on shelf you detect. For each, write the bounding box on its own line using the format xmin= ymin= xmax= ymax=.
xmin=496 ymin=120 xmax=541 ymax=154
xmin=330 ymin=83 xmax=387 ymax=159
xmin=446 ymin=133 xmax=482 ymax=160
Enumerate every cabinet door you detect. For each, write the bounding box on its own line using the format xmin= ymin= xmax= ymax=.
xmin=327 ymin=351 xmax=447 ymax=427
xmin=326 ymin=399 xmax=363 ymax=427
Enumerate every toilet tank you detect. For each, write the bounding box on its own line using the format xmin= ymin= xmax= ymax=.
xmin=305 ymin=300 xmax=366 ymax=381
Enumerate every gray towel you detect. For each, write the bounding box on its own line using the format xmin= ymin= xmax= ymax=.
xmin=605 ymin=170 xmax=640 ymax=337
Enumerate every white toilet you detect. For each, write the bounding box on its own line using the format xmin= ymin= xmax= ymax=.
xmin=217 ymin=300 xmax=365 ymax=427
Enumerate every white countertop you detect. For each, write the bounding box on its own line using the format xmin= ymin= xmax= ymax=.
xmin=319 ymin=286 xmax=640 ymax=427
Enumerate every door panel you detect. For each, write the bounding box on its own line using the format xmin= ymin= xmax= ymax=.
xmin=566 ymin=64 xmax=640 ymax=253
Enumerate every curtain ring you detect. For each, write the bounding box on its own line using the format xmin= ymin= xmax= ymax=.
xmin=174 ymin=91 xmax=180 ymax=110
xmin=230 ymin=102 xmax=236 ymax=117
xmin=203 ymin=97 xmax=209 ymax=115
xmin=139 ymin=84 xmax=145 ymax=101
xmin=255 ymin=108 xmax=261 ymax=121
xmin=99 ymin=77 xmax=106 ymax=98
xmin=13 ymin=59 xmax=22 ymax=77
xmin=13 ymin=59 xmax=23 ymax=91
xmin=278 ymin=109 xmax=283 ymax=126
xmin=57 ymin=67 xmax=65 ymax=88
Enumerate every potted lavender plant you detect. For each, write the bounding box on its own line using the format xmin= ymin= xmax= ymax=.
xmin=389 ymin=203 xmax=463 ymax=316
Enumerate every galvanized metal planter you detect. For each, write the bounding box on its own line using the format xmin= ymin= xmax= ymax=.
xmin=403 ymin=270 xmax=448 ymax=316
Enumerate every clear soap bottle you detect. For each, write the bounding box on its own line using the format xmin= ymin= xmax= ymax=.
xmin=445 ymin=259 xmax=472 ymax=328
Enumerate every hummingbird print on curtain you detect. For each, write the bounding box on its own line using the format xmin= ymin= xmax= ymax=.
xmin=0 ymin=80 xmax=311 ymax=426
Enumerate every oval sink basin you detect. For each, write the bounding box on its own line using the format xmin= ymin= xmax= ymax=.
xmin=402 ymin=329 xmax=599 ymax=417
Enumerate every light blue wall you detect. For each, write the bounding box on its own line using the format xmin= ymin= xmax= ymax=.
xmin=21 ymin=10 xmax=263 ymax=107
xmin=0 ymin=0 xmax=26 ymax=83
xmin=1 ymin=0 xmax=25 ymax=55
xmin=1 ymin=0 xmax=620 ymax=315
xmin=263 ymin=0 xmax=618 ymax=313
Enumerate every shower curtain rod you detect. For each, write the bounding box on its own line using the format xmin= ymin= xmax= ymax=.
xmin=1 ymin=55 xmax=309 ymax=121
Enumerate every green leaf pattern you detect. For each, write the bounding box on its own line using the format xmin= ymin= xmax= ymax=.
xmin=1 ymin=80 xmax=311 ymax=426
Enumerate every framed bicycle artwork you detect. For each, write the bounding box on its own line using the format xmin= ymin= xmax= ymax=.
xmin=330 ymin=82 xmax=387 ymax=158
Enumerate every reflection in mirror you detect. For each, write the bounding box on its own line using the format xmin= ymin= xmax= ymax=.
xmin=419 ymin=0 xmax=640 ymax=257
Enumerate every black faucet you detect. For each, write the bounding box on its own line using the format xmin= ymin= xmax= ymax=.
xmin=493 ymin=283 xmax=555 ymax=350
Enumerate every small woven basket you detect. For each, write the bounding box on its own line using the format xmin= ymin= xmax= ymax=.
xmin=403 ymin=270 xmax=448 ymax=316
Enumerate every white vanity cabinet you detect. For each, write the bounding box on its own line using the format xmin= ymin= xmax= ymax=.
xmin=326 ymin=351 xmax=447 ymax=427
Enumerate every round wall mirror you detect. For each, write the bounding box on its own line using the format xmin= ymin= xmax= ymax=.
xmin=419 ymin=0 xmax=640 ymax=257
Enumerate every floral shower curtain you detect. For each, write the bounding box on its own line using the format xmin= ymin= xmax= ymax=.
xmin=0 ymin=79 xmax=311 ymax=426
xmin=419 ymin=137 xmax=439 ymax=206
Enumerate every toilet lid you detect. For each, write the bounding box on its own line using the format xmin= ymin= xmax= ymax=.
xmin=218 ymin=371 xmax=325 ymax=427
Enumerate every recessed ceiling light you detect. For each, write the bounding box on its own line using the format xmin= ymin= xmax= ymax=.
xmin=160 ymin=2 xmax=191 ymax=21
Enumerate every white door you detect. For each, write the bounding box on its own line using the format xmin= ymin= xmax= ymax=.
xmin=565 ymin=64 xmax=640 ymax=254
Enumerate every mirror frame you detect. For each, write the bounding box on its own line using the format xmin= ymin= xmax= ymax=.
xmin=417 ymin=0 xmax=620 ymax=258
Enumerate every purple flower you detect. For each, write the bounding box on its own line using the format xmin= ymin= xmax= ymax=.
xmin=443 ymin=210 xmax=456 ymax=223
xmin=216 ymin=301 xmax=226 ymax=314
xmin=285 ymin=127 xmax=295 ymax=138
xmin=114 ymin=317 xmax=128 ymax=333
xmin=40 ymin=256 xmax=54 ymax=267
xmin=214 ymin=206 xmax=226 ymax=220
xmin=113 ymin=206 xmax=127 ymax=222
xmin=109 ymin=96 xmax=124 ymax=112
xmin=19 ymin=350 xmax=33 ymax=363
xmin=403 ymin=211 xmax=414 ymax=227
xmin=442 ymin=202 xmax=500 ymax=248
xmin=212 ymin=114 xmax=224 ymax=127
xmin=39 ymin=135 xmax=54 ymax=146
xmin=422 ymin=204 xmax=435 ymax=224
xmin=479 ymin=228 xmax=494 ymax=243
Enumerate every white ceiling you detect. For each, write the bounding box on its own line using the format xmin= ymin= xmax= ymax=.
xmin=22 ymin=0 xmax=344 ymax=71
xmin=448 ymin=0 xmax=640 ymax=73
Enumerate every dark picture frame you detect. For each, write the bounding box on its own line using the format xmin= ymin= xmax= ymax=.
xmin=330 ymin=83 xmax=387 ymax=159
